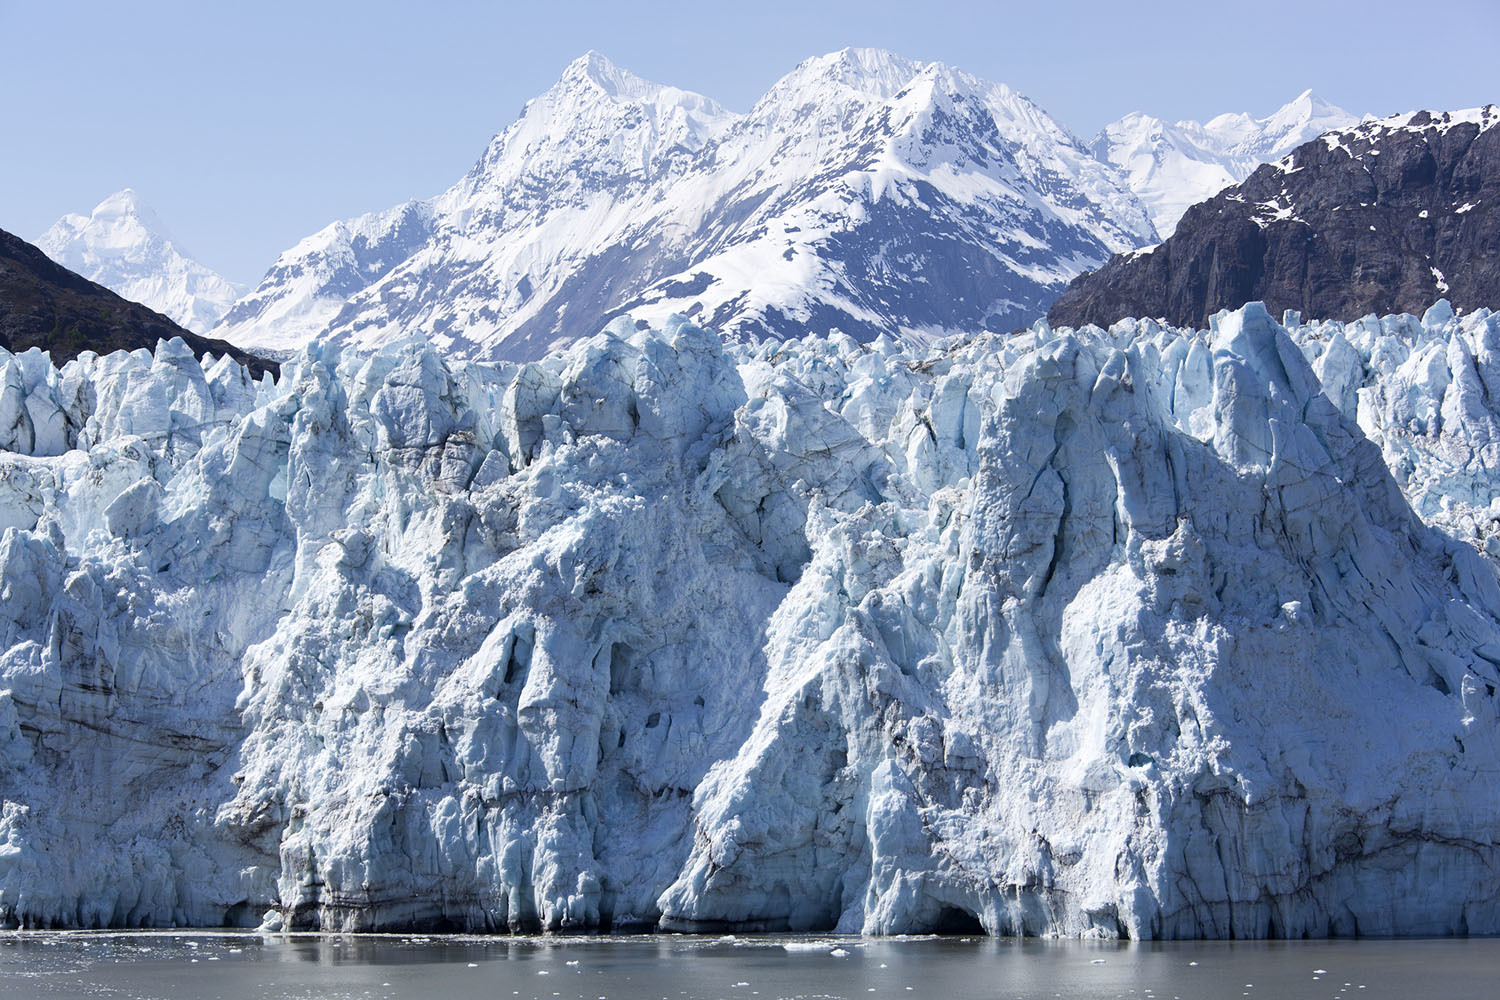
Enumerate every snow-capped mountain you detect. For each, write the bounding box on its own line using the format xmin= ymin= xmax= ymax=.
xmin=1092 ymin=90 xmax=1358 ymax=237
xmin=214 ymin=49 xmax=1157 ymax=360
xmin=4 ymin=301 xmax=1500 ymax=935
xmin=38 ymin=190 xmax=246 ymax=333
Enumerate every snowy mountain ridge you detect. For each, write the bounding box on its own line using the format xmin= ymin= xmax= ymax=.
xmin=1092 ymin=90 xmax=1359 ymax=237
xmin=37 ymin=190 xmax=245 ymax=333
xmin=40 ymin=76 xmax=1361 ymax=350
xmin=213 ymin=48 xmax=1158 ymax=361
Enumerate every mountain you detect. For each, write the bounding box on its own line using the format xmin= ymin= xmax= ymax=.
xmin=1092 ymin=90 xmax=1358 ymax=237
xmin=213 ymin=49 xmax=1157 ymax=361
xmin=38 ymin=189 xmax=246 ymax=333
xmin=1050 ymin=106 xmax=1500 ymax=330
xmin=3 ymin=302 xmax=1500 ymax=935
xmin=0 ymin=226 xmax=274 ymax=379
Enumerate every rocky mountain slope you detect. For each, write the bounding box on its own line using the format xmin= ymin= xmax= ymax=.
xmin=38 ymin=190 xmax=245 ymax=333
xmin=2 ymin=299 xmax=1499 ymax=936
xmin=0 ymin=226 xmax=273 ymax=378
xmin=1091 ymin=91 xmax=1357 ymax=237
xmin=1050 ymin=107 xmax=1500 ymax=330
xmin=213 ymin=49 xmax=1156 ymax=360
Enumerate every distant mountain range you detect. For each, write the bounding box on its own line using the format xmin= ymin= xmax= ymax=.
xmin=1048 ymin=106 xmax=1500 ymax=330
xmin=1090 ymin=90 xmax=1358 ymax=237
xmin=38 ymin=190 xmax=245 ymax=333
xmin=32 ymin=52 xmax=1376 ymax=361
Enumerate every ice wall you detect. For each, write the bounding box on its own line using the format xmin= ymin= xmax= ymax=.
xmin=1 ymin=303 xmax=1498 ymax=937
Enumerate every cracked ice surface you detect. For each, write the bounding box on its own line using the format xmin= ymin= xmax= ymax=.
xmin=1 ymin=304 xmax=1500 ymax=937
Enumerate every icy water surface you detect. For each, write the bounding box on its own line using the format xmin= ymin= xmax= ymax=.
xmin=0 ymin=932 xmax=1495 ymax=1000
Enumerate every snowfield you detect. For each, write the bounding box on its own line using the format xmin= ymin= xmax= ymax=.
xmin=1 ymin=301 xmax=1499 ymax=937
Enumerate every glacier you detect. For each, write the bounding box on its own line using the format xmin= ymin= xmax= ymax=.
xmin=1 ymin=301 xmax=1500 ymax=937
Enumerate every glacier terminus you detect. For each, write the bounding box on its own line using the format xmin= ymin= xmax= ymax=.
xmin=2 ymin=299 xmax=1499 ymax=938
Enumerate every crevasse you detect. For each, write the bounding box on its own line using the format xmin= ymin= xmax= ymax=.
xmin=1 ymin=301 xmax=1498 ymax=937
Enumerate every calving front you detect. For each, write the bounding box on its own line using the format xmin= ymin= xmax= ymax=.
xmin=1 ymin=303 xmax=1498 ymax=937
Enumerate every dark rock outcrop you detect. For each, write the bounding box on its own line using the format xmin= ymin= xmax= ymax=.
xmin=1048 ymin=106 xmax=1500 ymax=329
xmin=0 ymin=227 xmax=275 ymax=377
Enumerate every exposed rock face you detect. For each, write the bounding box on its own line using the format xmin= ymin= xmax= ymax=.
xmin=2 ymin=303 xmax=1500 ymax=938
xmin=0 ymin=227 xmax=274 ymax=378
xmin=1049 ymin=107 xmax=1500 ymax=330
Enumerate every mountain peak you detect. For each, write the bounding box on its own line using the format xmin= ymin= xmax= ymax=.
xmin=219 ymin=46 xmax=1154 ymax=360
xmin=1284 ymin=88 xmax=1320 ymax=109
xmin=41 ymin=189 xmax=170 ymax=256
xmin=548 ymin=50 xmax=727 ymax=121
xmin=558 ymin=50 xmax=659 ymax=102
xmin=1292 ymin=89 xmax=1342 ymax=113
xmin=773 ymin=47 xmax=925 ymax=102
xmin=516 ymin=51 xmax=730 ymax=142
xmin=84 ymin=188 xmax=169 ymax=239
xmin=95 ymin=186 xmax=146 ymax=213
xmin=1264 ymin=89 xmax=1351 ymax=133
xmin=37 ymin=190 xmax=244 ymax=332
xmin=1095 ymin=94 xmax=1361 ymax=237
xmin=462 ymin=53 xmax=730 ymax=193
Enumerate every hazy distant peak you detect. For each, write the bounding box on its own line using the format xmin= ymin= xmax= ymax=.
xmin=41 ymin=189 xmax=172 ymax=262
xmin=37 ymin=189 xmax=244 ymax=332
xmin=90 ymin=187 xmax=160 ymax=224
xmin=1094 ymin=91 xmax=1359 ymax=236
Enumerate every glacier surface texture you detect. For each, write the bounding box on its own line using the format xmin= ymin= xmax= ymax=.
xmin=2 ymin=301 xmax=1500 ymax=937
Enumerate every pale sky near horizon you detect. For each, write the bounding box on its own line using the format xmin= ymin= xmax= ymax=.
xmin=2 ymin=0 xmax=1495 ymax=284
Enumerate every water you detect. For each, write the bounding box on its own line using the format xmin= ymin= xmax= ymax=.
xmin=0 ymin=932 xmax=1495 ymax=1000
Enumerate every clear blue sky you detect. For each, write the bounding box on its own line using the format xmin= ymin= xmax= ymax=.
xmin=3 ymin=0 xmax=1494 ymax=284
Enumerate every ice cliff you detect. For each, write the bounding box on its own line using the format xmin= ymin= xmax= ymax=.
xmin=2 ymin=301 xmax=1500 ymax=938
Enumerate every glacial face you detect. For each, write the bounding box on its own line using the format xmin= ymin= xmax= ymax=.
xmin=2 ymin=302 xmax=1500 ymax=937
xmin=38 ymin=190 xmax=246 ymax=333
xmin=1091 ymin=91 xmax=1357 ymax=238
xmin=213 ymin=49 xmax=1156 ymax=361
